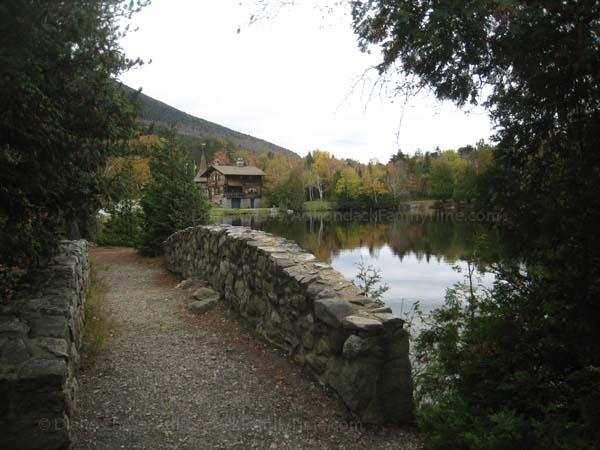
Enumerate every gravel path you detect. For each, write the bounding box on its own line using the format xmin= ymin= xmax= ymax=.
xmin=72 ymin=247 xmax=418 ymax=450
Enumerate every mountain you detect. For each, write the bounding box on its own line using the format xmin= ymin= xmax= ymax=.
xmin=125 ymin=86 xmax=299 ymax=158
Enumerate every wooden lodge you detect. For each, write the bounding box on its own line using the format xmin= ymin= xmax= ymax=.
xmin=194 ymin=157 xmax=265 ymax=209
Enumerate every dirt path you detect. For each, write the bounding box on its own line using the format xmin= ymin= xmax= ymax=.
xmin=72 ymin=247 xmax=418 ymax=450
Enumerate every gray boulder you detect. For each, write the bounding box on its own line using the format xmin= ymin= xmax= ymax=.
xmin=188 ymin=298 xmax=218 ymax=314
xmin=343 ymin=335 xmax=376 ymax=359
xmin=192 ymin=287 xmax=219 ymax=301
xmin=342 ymin=315 xmax=384 ymax=332
xmin=176 ymin=278 xmax=207 ymax=290
xmin=314 ymin=298 xmax=353 ymax=328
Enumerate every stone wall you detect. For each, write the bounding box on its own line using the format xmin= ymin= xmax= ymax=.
xmin=0 ymin=240 xmax=89 ymax=450
xmin=164 ymin=225 xmax=413 ymax=424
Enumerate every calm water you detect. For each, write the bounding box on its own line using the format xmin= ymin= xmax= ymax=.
xmin=214 ymin=212 xmax=504 ymax=315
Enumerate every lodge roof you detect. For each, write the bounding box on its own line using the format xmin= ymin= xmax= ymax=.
xmin=200 ymin=165 xmax=265 ymax=177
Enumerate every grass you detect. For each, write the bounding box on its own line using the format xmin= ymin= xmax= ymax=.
xmin=303 ymin=200 xmax=334 ymax=211
xmin=82 ymin=266 xmax=121 ymax=365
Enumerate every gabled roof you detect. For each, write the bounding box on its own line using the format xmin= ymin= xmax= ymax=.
xmin=201 ymin=165 xmax=265 ymax=177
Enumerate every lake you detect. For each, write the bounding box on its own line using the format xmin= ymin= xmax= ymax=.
xmin=213 ymin=211 xmax=503 ymax=316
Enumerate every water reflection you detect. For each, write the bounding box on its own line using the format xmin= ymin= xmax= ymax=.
xmin=215 ymin=213 xmax=503 ymax=314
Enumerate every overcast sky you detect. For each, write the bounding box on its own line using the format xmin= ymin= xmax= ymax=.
xmin=119 ymin=0 xmax=494 ymax=163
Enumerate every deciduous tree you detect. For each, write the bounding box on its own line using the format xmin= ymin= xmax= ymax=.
xmin=427 ymin=160 xmax=455 ymax=201
xmin=361 ymin=161 xmax=388 ymax=203
xmin=335 ymin=167 xmax=362 ymax=201
xmin=212 ymin=149 xmax=232 ymax=165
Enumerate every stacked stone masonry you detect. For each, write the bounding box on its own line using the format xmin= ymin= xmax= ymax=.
xmin=0 ymin=241 xmax=89 ymax=450
xmin=164 ymin=225 xmax=414 ymax=424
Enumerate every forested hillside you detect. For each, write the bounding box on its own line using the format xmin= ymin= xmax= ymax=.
xmin=124 ymin=85 xmax=298 ymax=158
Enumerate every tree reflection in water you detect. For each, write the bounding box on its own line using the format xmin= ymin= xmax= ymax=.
xmin=217 ymin=212 xmax=507 ymax=314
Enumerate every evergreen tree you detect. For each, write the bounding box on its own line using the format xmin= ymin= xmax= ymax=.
xmin=0 ymin=0 xmax=146 ymax=299
xmin=140 ymin=136 xmax=209 ymax=255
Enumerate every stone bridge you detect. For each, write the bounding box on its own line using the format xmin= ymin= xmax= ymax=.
xmin=164 ymin=224 xmax=414 ymax=424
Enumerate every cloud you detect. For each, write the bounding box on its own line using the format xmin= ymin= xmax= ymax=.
xmin=119 ymin=0 xmax=493 ymax=162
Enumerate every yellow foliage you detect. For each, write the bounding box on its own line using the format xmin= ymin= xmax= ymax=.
xmin=107 ymin=156 xmax=151 ymax=188
xmin=264 ymin=154 xmax=302 ymax=192
xmin=362 ymin=163 xmax=388 ymax=202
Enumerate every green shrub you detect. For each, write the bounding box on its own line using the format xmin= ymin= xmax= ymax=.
xmin=414 ymin=273 xmax=600 ymax=450
xmin=96 ymin=202 xmax=144 ymax=247
xmin=352 ymin=257 xmax=389 ymax=304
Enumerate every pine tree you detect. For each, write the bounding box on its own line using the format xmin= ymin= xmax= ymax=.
xmin=140 ymin=136 xmax=209 ymax=255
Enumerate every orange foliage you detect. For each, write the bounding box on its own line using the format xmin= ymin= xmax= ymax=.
xmin=212 ymin=150 xmax=231 ymax=165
